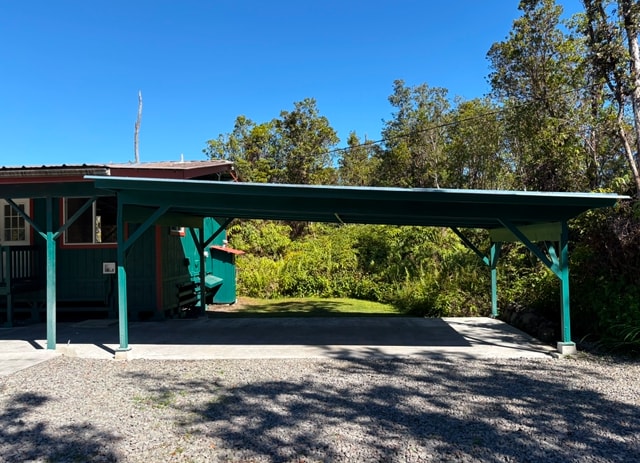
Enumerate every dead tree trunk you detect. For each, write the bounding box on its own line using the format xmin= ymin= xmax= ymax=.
xmin=134 ymin=90 xmax=142 ymax=163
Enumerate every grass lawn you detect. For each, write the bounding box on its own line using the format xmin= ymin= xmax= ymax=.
xmin=207 ymin=296 xmax=404 ymax=318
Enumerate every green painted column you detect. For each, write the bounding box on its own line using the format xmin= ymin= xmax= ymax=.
xmin=45 ymin=197 xmax=56 ymax=350
xmin=559 ymin=221 xmax=572 ymax=344
xmin=450 ymin=228 xmax=503 ymax=319
xmin=198 ymin=232 xmax=207 ymax=315
xmin=187 ymin=226 xmax=207 ymax=314
xmin=116 ymin=200 xmax=130 ymax=351
xmin=490 ymin=242 xmax=501 ymax=318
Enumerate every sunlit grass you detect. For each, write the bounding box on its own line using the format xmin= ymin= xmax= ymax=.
xmin=208 ymin=297 xmax=403 ymax=317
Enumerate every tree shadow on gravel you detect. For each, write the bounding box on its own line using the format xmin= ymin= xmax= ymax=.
xmin=121 ymin=356 xmax=640 ymax=462
xmin=0 ymin=391 xmax=121 ymax=463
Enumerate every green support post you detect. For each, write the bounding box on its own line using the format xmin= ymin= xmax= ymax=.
xmin=490 ymin=242 xmax=501 ymax=318
xmin=45 ymin=197 xmax=56 ymax=350
xmin=189 ymin=218 xmax=234 ymax=315
xmin=9 ymin=196 xmax=97 ymax=350
xmin=200 ymin=244 xmax=207 ymax=314
xmin=187 ymin=227 xmax=206 ymax=315
xmin=114 ymin=203 xmax=168 ymax=354
xmin=197 ymin=228 xmax=207 ymax=315
xmin=116 ymin=200 xmax=130 ymax=352
xmin=557 ymin=221 xmax=575 ymax=354
xmin=451 ymin=228 xmax=502 ymax=318
xmin=497 ymin=219 xmax=576 ymax=355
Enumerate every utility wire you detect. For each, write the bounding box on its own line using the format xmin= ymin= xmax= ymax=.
xmin=325 ymin=81 xmax=609 ymax=158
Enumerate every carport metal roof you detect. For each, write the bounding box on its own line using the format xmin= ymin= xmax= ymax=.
xmin=88 ymin=176 xmax=622 ymax=230
xmin=85 ymin=175 xmax=627 ymax=357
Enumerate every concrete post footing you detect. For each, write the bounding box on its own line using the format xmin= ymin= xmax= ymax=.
xmin=114 ymin=349 xmax=131 ymax=361
xmin=56 ymin=345 xmax=78 ymax=357
xmin=556 ymin=342 xmax=577 ymax=356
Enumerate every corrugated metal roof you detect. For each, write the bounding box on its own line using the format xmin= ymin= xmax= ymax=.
xmin=107 ymin=160 xmax=234 ymax=180
xmin=88 ymin=175 xmax=629 ymax=230
xmin=0 ymin=164 xmax=109 ymax=178
xmin=107 ymin=160 xmax=232 ymax=170
xmin=0 ymin=160 xmax=234 ymax=181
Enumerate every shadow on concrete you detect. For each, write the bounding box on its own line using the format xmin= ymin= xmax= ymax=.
xmin=0 ymin=316 xmax=471 ymax=347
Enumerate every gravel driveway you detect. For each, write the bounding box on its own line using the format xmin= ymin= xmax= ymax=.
xmin=1 ymin=355 xmax=638 ymax=462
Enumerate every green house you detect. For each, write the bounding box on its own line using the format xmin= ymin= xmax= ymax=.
xmin=0 ymin=161 xmax=239 ymax=325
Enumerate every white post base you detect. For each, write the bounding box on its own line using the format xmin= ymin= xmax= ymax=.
xmin=556 ymin=342 xmax=577 ymax=356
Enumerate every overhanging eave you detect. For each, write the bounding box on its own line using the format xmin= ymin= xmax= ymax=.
xmin=87 ymin=176 xmax=627 ymax=230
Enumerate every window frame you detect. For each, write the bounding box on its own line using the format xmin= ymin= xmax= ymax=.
xmin=0 ymin=199 xmax=32 ymax=246
xmin=61 ymin=196 xmax=118 ymax=248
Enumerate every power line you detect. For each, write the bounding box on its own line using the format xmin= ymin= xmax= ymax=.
xmin=326 ymin=81 xmax=608 ymax=158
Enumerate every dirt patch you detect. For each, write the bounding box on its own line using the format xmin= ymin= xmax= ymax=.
xmin=207 ymin=297 xmax=253 ymax=313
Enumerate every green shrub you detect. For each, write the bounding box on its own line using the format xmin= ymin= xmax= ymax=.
xmin=391 ymin=280 xmax=441 ymax=316
xmin=235 ymin=255 xmax=284 ymax=298
xmin=233 ymin=221 xmax=504 ymax=318
xmin=227 ymin=221 xmax=292 ymax=258
xmin=569 ymin=201 xmax=640 ymax=351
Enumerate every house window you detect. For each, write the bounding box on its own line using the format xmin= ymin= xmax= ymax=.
xmin=64 ymin=197 xmax=117 ymax=245
xmin=0 ymin=199 xmax=30 ymax=246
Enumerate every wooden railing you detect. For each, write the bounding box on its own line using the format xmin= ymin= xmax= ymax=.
xmin=1 ymin=245 xmax=41 ymax=287
xmin=1 ymin=245 xmax=43 ymax=326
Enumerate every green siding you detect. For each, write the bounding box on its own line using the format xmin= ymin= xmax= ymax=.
xmin=210 ymin=246 xmax=238 ymax=304
xmin=125 ymin=223 xmax=158 ymax=318
xmin=57 ymin=247 xmax=116 ymax=304
xmin=177 ymin=218 xmax=230 ymax=307
xmin=21 ymin=199 xmax=237 ymax=319
xmin=161 ymin=226 xmax=193 ymax=315
xmin=32 ymin=198 xmax=115 ymax=309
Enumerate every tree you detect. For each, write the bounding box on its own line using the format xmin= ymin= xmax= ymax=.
xmin=488 ymin=0 xmax=590 ymax=191
xmin=581 ymin=0 xmax=640 ymax=196
xmin=337 ymin=132 xmax=381 ymax=186
xmin=274 ymin=98 xmax=339 ymax=185
xmin=445 ymin=98 xmax=514 ymax=190
xmin=203 ymin=115 xmax=279 ymax=183
xmin=204 ymin=99 xmax=339 ymax=185
xmin=377 ymin=80 xmax=451 ymax=188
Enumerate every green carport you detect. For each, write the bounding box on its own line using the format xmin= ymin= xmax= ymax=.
xmin=87 ymin=175 xmax=627 ymax=357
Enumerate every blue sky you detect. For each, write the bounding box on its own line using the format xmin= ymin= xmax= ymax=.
xmin=0 ymin=1 xmax=583 ymax=166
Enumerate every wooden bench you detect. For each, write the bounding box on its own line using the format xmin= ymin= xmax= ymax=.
xmin=175 ymin=275 xmax=223 ymax=317
xmin=0 ymin=245 xmax=44 ymax=326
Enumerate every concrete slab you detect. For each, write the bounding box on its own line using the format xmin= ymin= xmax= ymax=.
xmin=0 ymin=339 xmax=60 ymax=377
xmin=0 ymin=316 xmax=555 ymax=372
